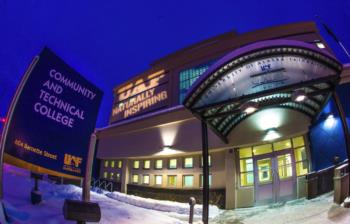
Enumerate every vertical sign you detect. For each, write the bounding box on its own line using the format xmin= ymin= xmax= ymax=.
xmin=3 ymin=47 xmax=103 ymax=178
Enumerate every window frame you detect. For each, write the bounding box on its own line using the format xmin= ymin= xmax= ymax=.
xmin=154 ymin=159 xmax=163 ymax=170
xmin=168 ymin=159 xmax=177 ymax=169
xmin=183 ymin=157 xmax=194 ymax=169
xmin=167 ymin=175 xmax=177 ymax=187
xmin=143 ymin=160 xmax=151 ymax=170
xmin=133 ymin=160 xmax=140 ymax=169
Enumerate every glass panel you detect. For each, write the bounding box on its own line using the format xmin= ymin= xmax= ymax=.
xmin=155 ymin=175 xmax=162 ymax=185
xmin=240 ymin=158 xmax=253 ymax=172
xmin=143 ymin=175 xmax=150 ymax=184
xmin=155 ymin=160 xmax=163 ymax=169
xmin=200 ymin=174 xmax=212 ymax=187
xmin=296 ymin=161 xmax=308 ymax=176
xmin=118 ymin=161 xmax=123 ymax=168
xmin=292 ymin=136 xmax=305 ymax=148
xmin=277 ymin=154 xmax=293 ymax=179
xmin=184 ymin=157 xmax=193 ymax=168
xmin=133 ymin=161 xmax=140 ymax=169
xmin=110 ymin=172 xmax=114 ymax=180
xmin=103 ymin=172 xmax=107 ymax=179
xmin=167 ymin=175 xmax=177 ymax=187
xmin=169 ymin=159 xmax=177 ymax=169
xmin=116 ymin=173 xmax=120 ymax=182
xmin=144 ymin=160 xmax=150 ymax=169
xmin=183 ymin=175 xmax=194 ymax=187
xmin=253 ymin=144 xmax=272 ymax=156
xmin=294 ymin=147 xmax=307 ymax=162
xmin=132 ymin=174 xmax=139 ymax=184
xmin=240 ymin=172 xmax=254 ymax=186
xmin=239 ymin=147 xmax=252 ymax=158
xmin=257 ymin=158 xmax=272 ymax=183
xmin=104 ymin=161 xmax=109 ymax=168
xmin=273 ymin=139 xmax=292 ymax=151
xmin=111 ymin=161 xmax=115 ymax=168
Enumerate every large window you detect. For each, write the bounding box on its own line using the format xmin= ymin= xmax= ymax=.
xmin=155 ymin=175 xmax=163 ymax=185
xmin=184 ymin=157 xmax=194 ymax=168
xmin=111 ymin=161 xmax=115 ymax=168
xmin=169 ymin=159 xmax=177 ymax=169
xmin=293 ymin=137 xmax=308 ymax=176
xmin=103 ymin=171 xmax=108 ymax=179
xmin=179 ymin=61 xmax=215 ymax=103
xmin=118 ymin=160 xmax=123 ymax=168
xmin=167 ymin=175 xmax=177 ymax=187
xmin=104 ymin=160 xmax=109 ymax=168
xmin=143 ymin=175 xmax=150 ymax=185
xmin=143 ymin=160 xmax=150 ymax=169
xmin=132 ymin=174 xmax=139 ymax=184
xmin=183 ymin=175 xmax=194 ymax=187
xmin=155 ymin=159 xmax=163 ymax=169
xmin=133 ymin=160 xmax=140 ymax=169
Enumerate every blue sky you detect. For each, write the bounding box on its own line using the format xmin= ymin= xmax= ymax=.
xmin=1 ymin=0 xmax=349 ymax=127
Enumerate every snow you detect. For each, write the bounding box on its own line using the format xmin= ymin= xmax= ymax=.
xmin=2 ymin=164 xmax=350 ymax=223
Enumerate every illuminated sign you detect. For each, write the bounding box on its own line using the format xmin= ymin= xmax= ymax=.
xmin=3 ymin=47 xmax=103 ymax=178
xmin=110 ymin=70 xmax=169 ymax=122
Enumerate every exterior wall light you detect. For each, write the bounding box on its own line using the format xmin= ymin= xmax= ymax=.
xmin=314 ymin=40 xmax=326 ymax=49
xmin=292 ymin=90 xmax=307 ymax=102
xmin=263 ymin=128 xmax=281 ymax=141
xmin=240 ymin=101 xmax=258 ymax=114
xmin=154 ymin=145 xmax=183 ymax=156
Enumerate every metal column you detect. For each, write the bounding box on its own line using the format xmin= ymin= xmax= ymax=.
xmin=332 ymin=92 xmax=350 ymax=196
xmin=201 ymin=121 xmax=209 ymax=224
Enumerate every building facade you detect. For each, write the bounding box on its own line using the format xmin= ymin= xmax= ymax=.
xmin=94 ymin=22 xmax=350 ymax=209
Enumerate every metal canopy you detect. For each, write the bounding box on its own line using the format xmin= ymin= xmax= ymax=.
xmin=183 ymin=40 xmax=343 ymax=143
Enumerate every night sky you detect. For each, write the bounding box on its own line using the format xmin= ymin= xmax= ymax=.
xmin=1 ymin=0 xmax=349 ymax=127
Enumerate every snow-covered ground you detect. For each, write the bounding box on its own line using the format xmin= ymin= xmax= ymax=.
xmin=2 ymin=164 xmax=350 ymax=223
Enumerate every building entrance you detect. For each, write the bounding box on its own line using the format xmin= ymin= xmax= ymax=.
xmin=254 ymin=149 xmax=296 ymax=205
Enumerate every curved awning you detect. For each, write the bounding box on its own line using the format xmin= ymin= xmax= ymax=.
xmin=183 ymin=40 xmax=343 ymax=143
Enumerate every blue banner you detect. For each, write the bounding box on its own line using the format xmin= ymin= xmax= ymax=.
xmin=4 ymin=47 xmax=103 ymax=178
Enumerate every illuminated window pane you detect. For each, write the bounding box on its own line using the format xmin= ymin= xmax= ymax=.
xmin=257 ymin=158 xmax=272 ymax=183
xmin=133 ymin=161 xmax=140 ymax=169
xmin=111 ymin=161 xmax=115 ymax=168
xmin=155 ymin=175 xmax=163 ymax=185
xmin=169 ymin=159 xmax=177 ymax=169
xmin=184 ymin=157 xmax=193 ymax=168
xmin=103 ymin=172 xmax=107 ymax=179
xmin=240 ymin=172 xmax=254 ymax=186
xmin=253 ymin=144 xmax=272 ymax=156
xmin=200 ymin=174 xmax=212 ymax=187
xmin=104 ymin=161 xmax=109 ymax=168
xmin=201 ymin=155 xmax=211 ymax=167
xmin=296 ymin=161 xmax=308 ymax=176
xmin=292 ymin=136 xmax=305 ymax=148
xmin=144 ymin=160 xmax=150 ymax=169
xmin=294 ymin=147 xmax=307 ymax=162
xmin=143 ymin=175 xmax=150 ymax=185
xmin=167 ymin=175 xmax=177 ymax=187
xmin=239 ymin=147 xmax=252 ymax=158
xmin=273 ymin=139 xmax=292 ymax=151
xmin=240 ymin=159 xmax=253 ymax=172
xmin=118 ymin=161 xmax=122 ymax=168
xmin=110 ymin=172 xmax=114 ymax=180
xmin=155 ymin=160 xmax=163 ymax=169
xmin=116 ymin=173 xmax=121 ymax=182
xmin=132 ymin=174 xmax=139 ymax=184
xmin=183 ymin=175 xmax=194 ymax=187
xmin=277 ymin=154 xmax=293 ymax=179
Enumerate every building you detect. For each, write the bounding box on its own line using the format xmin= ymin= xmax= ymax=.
xmin=94 ymin=21 xmax=350 ymax=209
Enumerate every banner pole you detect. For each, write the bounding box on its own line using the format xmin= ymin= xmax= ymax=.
xmin=0 ymin=56 xmax=39 ymax=199
xmin=82 ymin=132 xmax=97 ymax=202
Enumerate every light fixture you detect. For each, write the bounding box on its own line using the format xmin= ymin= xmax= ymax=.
xmin=240 ymin=101 xmax=258 ymax=114
xmin=154 ymin=145 xmax=183 ymax=156
xmin=324 ymin=113 xmax=336 ymax=129
xmin=315 ymin=40 xmax=326 ymax=49
xmin=291 ymin=89 xmax=307 ymax=102
xmin=263 ymin=128 xmax=281 ymax=141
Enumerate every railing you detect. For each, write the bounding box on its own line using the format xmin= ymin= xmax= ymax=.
xmin=91 ymin=178 xmax=114 ymax=192
xmin=334 ymin=163 xmax=349 ymax=204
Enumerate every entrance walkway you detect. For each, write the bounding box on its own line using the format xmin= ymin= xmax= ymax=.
xmin=211 ymin=192 xmax=350 ymax=224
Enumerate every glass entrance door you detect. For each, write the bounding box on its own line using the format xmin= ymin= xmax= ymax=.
xmin=254 ymin=150 xmax=296 ymax=205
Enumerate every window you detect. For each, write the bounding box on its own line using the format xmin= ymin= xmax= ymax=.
xmin=118 ymin=160 xmax=123 ymax=168
xmin=133 ymin=160 xmax=140 ymax=169
xmin=183 ymin=175 xmax=194 ymax=187
xmin=103 ymin=172 xmax=108 ymax=179
xmin=143 ymin=175 xmax=150 ymax=185
xmin=169 ymin=159 xmax=177 ymax=169
xmin=179 ymin=61 xmax=215 ymax=103
xmin=253 ymin=144 xmax=272 ymax=156
xmin=155 ymin=159 xmax=163 ymax=169
xmin=292 ymin=136 xmax=305 ymax=148
xmin=184 ymin=157 xmax=194 ymax=168
xmin=239 ymin=147 xmax=254 ymax=187
xmin=104 ymin=160 xmax=109 ymax=168
xmin=167 ymin=175 xmax=177 ymax=187
xmin=111 ymin=161 xmax=115 ymax=168
xmin=155 ymin=175 xmax=163 ymax=185
xmin=201 ymin=155 xmax=211 ymax=167
xmin=273 ymin=139 xmax=292 ymax=151
xmin=294 ymin=146 xmax=308 ymax=176
xmin=239 ymin=147 xmax=252 ymax=158
xmin=143 ymin=160 xmax=150 ymax=169
xmin=132 ymin=174 xmax=139 ymax=184
xmin=116 ymin=173 xmax=121 ymax=182
xmin=200 ymin=174 xmax=212 ymax=187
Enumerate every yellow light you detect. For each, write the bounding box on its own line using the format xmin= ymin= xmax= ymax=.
xmin=316 ymin=42 xmax=326 ymax=49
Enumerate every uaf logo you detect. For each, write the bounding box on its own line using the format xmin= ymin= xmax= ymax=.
xmin=64 ymin=153 xmax=82 ymax=167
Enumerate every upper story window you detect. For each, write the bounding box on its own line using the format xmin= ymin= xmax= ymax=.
xmin=111 ymin=161 xmax=115 ymax=168
xmin=118 ymin=160 xmax=123 ymax=169
xmin=143 ymin=160 xmax=151 ymax=169
xmin=133 ymin=160 xmax=140 ymax=169
xmin=155 ymin=159 xmax=163 ymax=169
xmin=179 ymin=61 xmax=215 ymax=103
xmin=169 ymin=159 xmax=177 ymax=169
xmin=184 ymin=157 xmax=194 ymax=168
xmin=104 ymin=160 xmax=109 ymax=168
